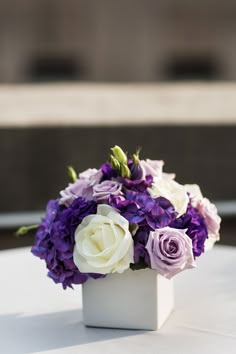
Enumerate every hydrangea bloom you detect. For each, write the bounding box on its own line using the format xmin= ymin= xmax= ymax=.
xmin=32 ymin=198 xmax=104 ymax=289
xmin=131 ymin=226 xmax=151 ymax=270
xmin=171 ymin=203 xmax=208 ymax=257
xmin=110 ymin=191 xmax=177 ymax=230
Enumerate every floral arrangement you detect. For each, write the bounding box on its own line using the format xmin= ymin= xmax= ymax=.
xmin=21 ymin=146 xmax=221 ymax=289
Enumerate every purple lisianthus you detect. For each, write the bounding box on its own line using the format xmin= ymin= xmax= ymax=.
xmin=79 ymin=168 xmax=103 ymax=185
xmin=129 ymin=160 xmax=144 ymax=180
xmin=171 ymin=203 xmax=208 ymax=257
xmin=119 ymin=174 xmax=153 ymax=193
xmin=59 ymin=179 xmax=92 ymax=207
xmin=101 ymin=163 xmax=118 ymax=179
xmin=110 ymin=191 xmax=177 ymax=230
xmin=59 ymin=168 xmax=103 ymax=206
xmin=32 ymin=197 xmax=104 ymax=289
xmin=93 ymin=180 xmax=122 ymax=203
xmin=145 ymin=227 xmax=196 ymax=279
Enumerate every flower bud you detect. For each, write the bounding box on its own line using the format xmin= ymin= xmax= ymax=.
xmin=110 ymin=145 xmax=128 ymax=165
xmin=130 ymin=162 xmax=143 ymax=180
xmin=132 ymin=153 xmax=139 ymax=165
xmin=110 ymin=155 xmax=121 ymax=171
xmin=67 ymin=166 xmax=77 ymax=183
xmin=120 ymin=163 xmax=131 ymax=178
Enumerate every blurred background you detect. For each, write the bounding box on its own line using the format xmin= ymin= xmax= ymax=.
xmin=0 ymin=0 xmax=235 ymax=248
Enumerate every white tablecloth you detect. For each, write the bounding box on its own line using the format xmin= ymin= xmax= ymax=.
xmin=0 ymin=245 xmax=235 ymax=354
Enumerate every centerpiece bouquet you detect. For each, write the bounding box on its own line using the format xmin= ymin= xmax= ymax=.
xmin=20 ymin=146 xmax=221 ymax=330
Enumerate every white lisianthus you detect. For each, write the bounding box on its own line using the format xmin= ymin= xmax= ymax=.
xmin=140 ymin=159 xmax=164 ymax=179
xmin=140 ymin=159 xmax=176 ymax=180
xmin=184 ymin=184 xmax=203 ymax=207
xmin=198 ymin=198 xmax=221 ymax=251
xmin=148 ymin=177 xmax=189 ymax=216
xmin=73 ymin=205 xmax=134 ymax=274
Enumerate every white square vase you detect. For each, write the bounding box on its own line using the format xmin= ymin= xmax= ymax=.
xmin=82 ymin=268 xmax=174 ymax=330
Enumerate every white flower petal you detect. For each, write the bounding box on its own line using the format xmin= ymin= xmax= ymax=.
xmin=148 ymin=177 xmax=189 ymax=216
xmin=73 ymin=205 xmax=134 ymax=274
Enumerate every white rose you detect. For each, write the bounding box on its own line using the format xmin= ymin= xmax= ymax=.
xmin=148 ymin=177 xmax=189 ymax=216
xmin=73 ymin=205 xmax=134 ymax=274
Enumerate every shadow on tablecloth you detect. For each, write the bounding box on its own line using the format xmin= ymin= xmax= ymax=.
xmin=0 ymin=309 xmax=147 ymax=354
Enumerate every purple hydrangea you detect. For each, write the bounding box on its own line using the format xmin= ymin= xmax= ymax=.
xmin=32 ymin=197 xmax=104 ymax=289
xmin=171 ymin=202 xmax=208 ymax=257
xmin=131 ymin=226 xmax=151 ymax=270
xmin=110 ymin=191 xmax=177 ymax=230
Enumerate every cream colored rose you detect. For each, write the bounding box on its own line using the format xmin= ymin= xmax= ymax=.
xmin=148 ymin=177 xmax=189 ymax=216
xmin=73 ymin=205 xmax=134 ymax=274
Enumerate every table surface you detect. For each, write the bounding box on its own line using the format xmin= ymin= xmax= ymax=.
xmin=0 ymin=245 xmax=235 ymax=354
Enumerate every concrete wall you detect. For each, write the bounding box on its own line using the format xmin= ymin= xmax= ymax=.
xmin=1 ymin=1 xmax=236 ymax=82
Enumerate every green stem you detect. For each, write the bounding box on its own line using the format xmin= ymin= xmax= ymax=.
xmin=16 ymin=224 xmax=39 ymax=236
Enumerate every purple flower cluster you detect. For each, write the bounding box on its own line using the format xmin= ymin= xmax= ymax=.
xmin=110 ymin=191 xmax=177 ymax=229
xmin=171 ymin=203 xmax=208 ymax=257
xmin=30 ymin=146 xmax=220 ymax=287
xmin=110 ymin=191 xmax=177 ymax=270
xmin=32 ymin=198 xmax=103 ymax=289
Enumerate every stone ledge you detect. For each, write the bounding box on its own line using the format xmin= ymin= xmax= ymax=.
xmin=0 ymin=83 xmax=236 ymax=127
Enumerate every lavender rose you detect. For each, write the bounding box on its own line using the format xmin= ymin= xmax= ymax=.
xmin=93 ymin=180 xmax=122 ymax=202
xmin=145 ymin=227 xmax=196 ymax=279
xmin=60 ymin=168 xmax=103 ymax=206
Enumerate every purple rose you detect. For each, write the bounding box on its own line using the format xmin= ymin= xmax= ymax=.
xmin=59 ymin=168 xmax=103 ymax=206
xmin=93 ymin=180 xmax=122 ymax=202
xmin=145 ymin=227 xmax=196 ymax=279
